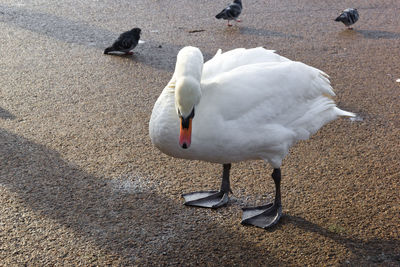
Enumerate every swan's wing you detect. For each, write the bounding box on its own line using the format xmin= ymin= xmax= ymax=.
xmin=201 ymin=47 xmax=290 ymax=81
xmin=201 ymin=61 xmax=333 ymax=118
xmin=195 ymin=60 xmax=353 ymax=165
xmin=199 ymin=61 xmax=346 ymax=141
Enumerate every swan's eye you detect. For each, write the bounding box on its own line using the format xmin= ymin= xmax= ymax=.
xmin=178 ymin=108 xmax=195 ymax=119
xmin=189 ymin=108 xmax=195 ymax=119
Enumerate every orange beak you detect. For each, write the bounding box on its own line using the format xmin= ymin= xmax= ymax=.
xmin=179 ymin=117 xmax=192 ymax=149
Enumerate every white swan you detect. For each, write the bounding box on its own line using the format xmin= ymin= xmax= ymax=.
xmin=149 ymin=46 xmax=354 ymax=229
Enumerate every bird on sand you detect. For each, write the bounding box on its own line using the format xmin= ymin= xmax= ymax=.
xmin=335 ymin=8 xmax=359 ymax=29
xmin=149 ymin=46 xmax=354 ymax=229
xmin=215 ymin=0 xmax=242 ymax=26
xmin=104 ymin=28 xmax=141 ymax=55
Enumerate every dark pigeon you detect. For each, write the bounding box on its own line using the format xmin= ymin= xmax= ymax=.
xmin=215 ymin=0 xmax=242 ymax=26
xmin=104 ymin=28 xmax=141 ymax=55
xmin=335 ymin=8 xmax=359 ymax=29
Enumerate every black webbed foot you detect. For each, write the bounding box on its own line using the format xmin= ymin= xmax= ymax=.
xmin=182 ymin=191 xmax=229 ymax=209
xmin=241 ymin=168 xmax=283 ymax=229
xmin=182 ymin=164 xmax=231 ymax=209
xmin=241 ymin=202 xmax=282 ymax=228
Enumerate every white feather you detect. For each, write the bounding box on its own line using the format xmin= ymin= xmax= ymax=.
xmin=149 ymin=47 xmax=354 ymax=168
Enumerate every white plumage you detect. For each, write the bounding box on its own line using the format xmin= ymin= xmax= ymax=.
xmin=149 ymin=46 xmax=353 ymax=167
xmin=149 ymin=46 xmax=354 ymax=228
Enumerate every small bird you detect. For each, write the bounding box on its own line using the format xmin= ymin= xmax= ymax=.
xmin=104 ymin=28 xmax=141 ymax=55
xmin=335 ymin=8 xmax=359 ymax=29
xmin=215 ymin=0 xmax=242 ymax=26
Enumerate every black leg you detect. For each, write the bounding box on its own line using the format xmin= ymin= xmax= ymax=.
xmin=182 ymin=163 xmax=232 ymax=209
xmin=272 ymin=168 xmax=281 ymax=206
xmin=220 ymin=163 xmax=232 ymax=194
xmin=241 ymin=168 xmax=283 ymax=229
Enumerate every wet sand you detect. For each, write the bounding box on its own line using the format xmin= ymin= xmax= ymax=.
xmin=1 ymin=0 xmax=399 ymax=265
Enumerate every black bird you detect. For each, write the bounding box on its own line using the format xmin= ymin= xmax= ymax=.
xmin=335 ymin=8 xmax=359 ymax=29
xmin=215 ymin=0 xmax=242 ymax=27
xmin=104 ymin=28 xmax=141 ymax=55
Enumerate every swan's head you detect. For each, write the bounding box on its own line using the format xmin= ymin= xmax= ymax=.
xmin=175 ymin=76 xmax=201 ymax=149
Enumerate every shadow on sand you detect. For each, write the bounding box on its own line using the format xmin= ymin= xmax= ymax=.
xmin=239 ymin=26 xmax=303 ymax=39
xmin=1 ymin=128 xmax=399 ymax=265
xmin=0 ymin=107 xmax=16 ymax=120
xmin=0 ymin=4 xmax=191 ymax=73
xmin=338 ymin=28 xmax=400 ymax=40
xmin=358 ymin=29 xmax=400 ymax=40
xmin=285 ymin=215 xmax=400 ymax=264
xmin=0 ymin=4 xmax=114 ymax=48
xmin=0 ymin=128 xmax=283 ymax=265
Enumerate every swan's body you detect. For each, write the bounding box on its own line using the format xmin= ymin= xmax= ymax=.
xmin=150 ymin=47 xmax=352 ymax=167
xmin=149 ymin=46 xmax=354 ymax=229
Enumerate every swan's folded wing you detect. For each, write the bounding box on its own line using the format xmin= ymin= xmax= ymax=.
xmin=202 ymin=47 xmax=290 ymax=82
xmin=200 ymin=61 xmax=337 ymax=127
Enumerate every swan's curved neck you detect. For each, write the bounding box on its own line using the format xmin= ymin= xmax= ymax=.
xmin=173 ymin=47 xmax=204 ymax=118
xmin=174 ymin=46 xmax=204 ymax=82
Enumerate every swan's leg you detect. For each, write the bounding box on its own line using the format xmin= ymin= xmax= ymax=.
xmin=182 ymin=163 xmax=231 ymax=209
xmin=241 ymin=168 xmax=282 ymax=229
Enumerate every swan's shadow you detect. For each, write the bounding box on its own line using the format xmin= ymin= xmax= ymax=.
xmin=0 ymin=107 xmax=16 ymax=120
xmin=0 ymin=128 xmax=284 ymax=265
xmin=2 ymin=128 xmax=399 ymax=264
xmin=283 ymin=215 xmax=400 ymax=264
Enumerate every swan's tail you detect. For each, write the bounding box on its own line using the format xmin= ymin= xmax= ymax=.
xmin=291 ymin=97 xmax=355 ymax=140
xmin=334 ymin=107 xmax=355 ymax=117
